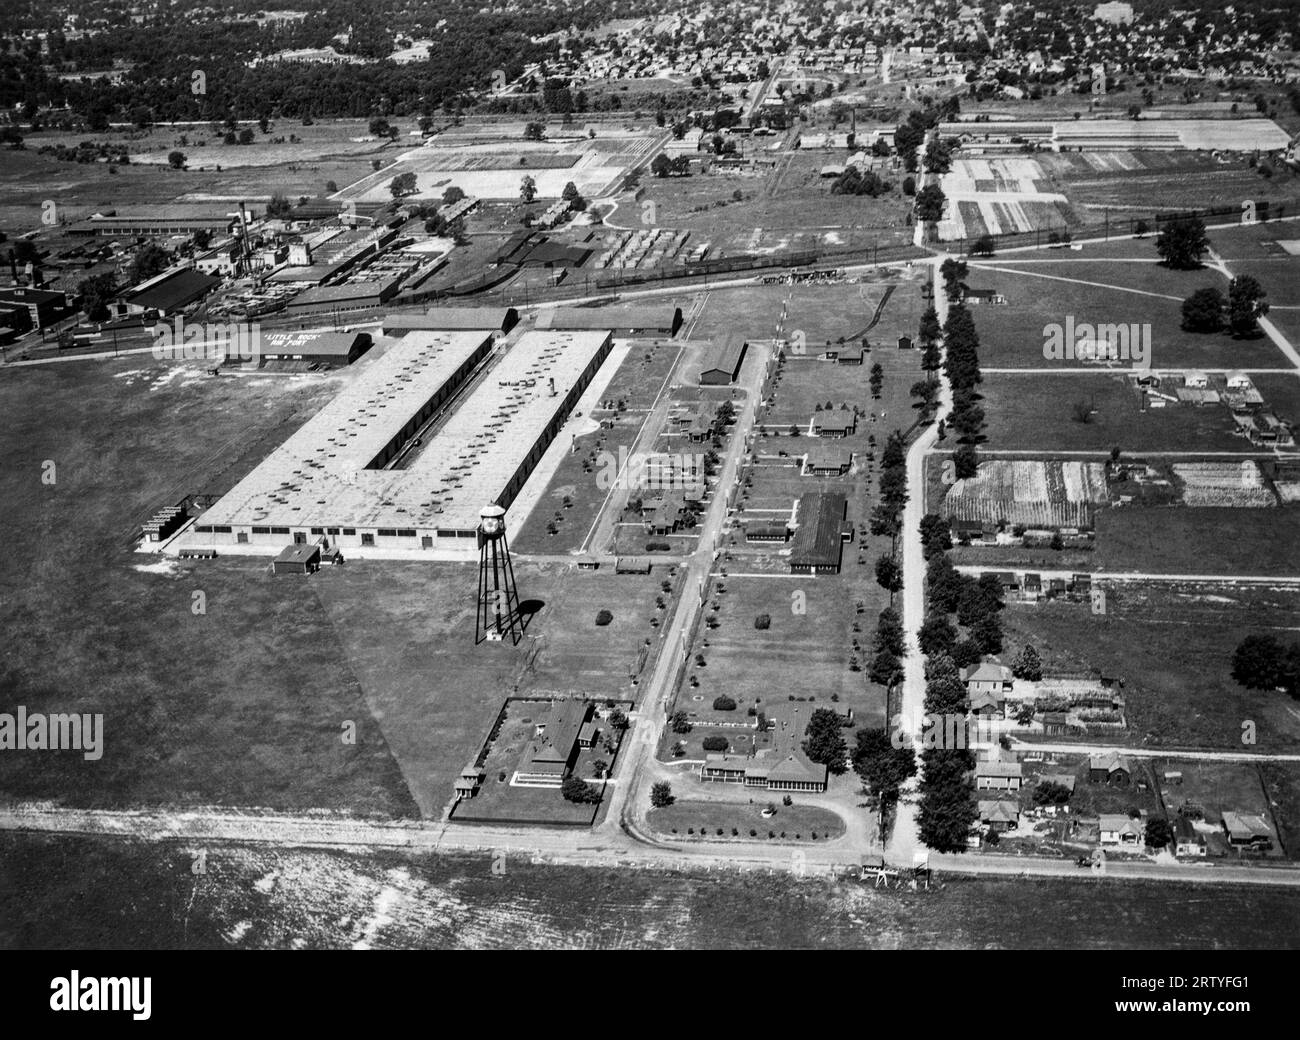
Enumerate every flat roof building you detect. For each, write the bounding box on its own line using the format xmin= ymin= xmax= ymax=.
xmin=190 ymin=326 xmax=611 ymax=552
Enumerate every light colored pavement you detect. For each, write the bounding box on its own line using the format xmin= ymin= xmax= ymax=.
xmin=887 ymin=259 xmax=953 ymax=862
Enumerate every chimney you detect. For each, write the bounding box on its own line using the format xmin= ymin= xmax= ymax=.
xmin=548 ymin=376 xmax=556 ymax=397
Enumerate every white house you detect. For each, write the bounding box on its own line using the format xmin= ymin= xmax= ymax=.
xmin=1099 ymin=813 xmax=1144 ymax=846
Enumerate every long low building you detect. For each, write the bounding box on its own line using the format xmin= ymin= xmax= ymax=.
xmin=788 ymin=492 xmax=852 ymax=574
xmin=536 ymin=305 xmax=682 ymax=337
xmin=382 ymin=308 xmax=518 ymax=335
xmin=190 ymin=326 xmax=612 ymax=551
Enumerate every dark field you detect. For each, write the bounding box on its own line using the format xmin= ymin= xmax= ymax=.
xmin=0 ymin=359 xmax=417 ymax=816
xmin=3 ymin=834 xmax=1300 ymax=949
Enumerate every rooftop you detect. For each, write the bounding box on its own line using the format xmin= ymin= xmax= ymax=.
xmin=200 ymin=328 xmax=609 ymax=533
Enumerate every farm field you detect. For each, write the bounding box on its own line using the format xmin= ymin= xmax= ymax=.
xmin=998 ymin=583 xmax=1300 ymax=750
xmin=978 ymin=373 xmax=1251 ymax=452
xmin=7 ymin=834 xmax=1300 ymax=949
xmin=943 ymin=460 xmax=1109 ymax=527
xmin=0 ymin=356 xmax=421 ymax=816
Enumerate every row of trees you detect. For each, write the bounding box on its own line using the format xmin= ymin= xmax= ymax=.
xmin=916 ymin=654 xmax=978 ymax=852
xmin=940 ymin=291 xmax=986 ymax=480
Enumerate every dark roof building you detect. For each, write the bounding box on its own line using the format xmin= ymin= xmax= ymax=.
xmin=120 ymin=268 xmax=222 ymax=315
xmin=0 ymin=286 xmax=73 ymax=332
xmin=788 ymin=492 xmax=851 ymax=574
xmin=698 ymin=335 xmax=748 ymax=385
xmin=537 ymin=305 xmax=682 ymax=337
xmin=260 ymin=330 xmax=372 ymax=367
xmin=382 ymin=307 xmax=518 ymax=335
xmin=272 ymin=543 xmax=321 ymax=575
xmin=515 ymin=700 xmax=592 ymax=783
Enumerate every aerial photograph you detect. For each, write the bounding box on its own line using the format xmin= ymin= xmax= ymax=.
xmin=1 ymin=0 xmax=1299 ymax=974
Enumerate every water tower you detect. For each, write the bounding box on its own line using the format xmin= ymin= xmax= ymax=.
xmin=476 ymin=504 xmax=521 ymax=644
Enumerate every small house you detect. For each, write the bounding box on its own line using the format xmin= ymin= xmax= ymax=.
xmin=1173 ymin=816 xmax=1206 ymax=857
xmin=978 ymin=799 xmax=1020 ymax=832
xmin=961 ymin=658 xmax=1014 ymax=697
xmin=1183 ymin=370 xmax=1208 ymax=389
xmin=1099 ymin=813 xmax=1144 ymax=846
xmin=975 ymin=760 xmax=1023 ymax=791
xmin=1221 ymin=811 xmax=1273 ymax=850
xmin=1089 ymin=751 xmax=1132 ymax=785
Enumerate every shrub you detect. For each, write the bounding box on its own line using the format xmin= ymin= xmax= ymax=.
xmin=595 ymin=609 xmax=613 ymax=626
xmin=702 ymin=735 xmax=729 ymax=752
xmin=754 ymin=613 xmax=771 ymax=630
xmin=712 ymin=695 xmax=737 ymax=711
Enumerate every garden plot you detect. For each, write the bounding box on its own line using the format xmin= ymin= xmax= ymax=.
xmin=1172 ymin=461 xmax=1277 ymax=507
xmin=943 ymin=460 xmax=1109 ymax=526
xmin=938 ymin=158 xmax=1066 ymax=241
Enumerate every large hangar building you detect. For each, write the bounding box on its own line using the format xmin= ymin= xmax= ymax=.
xmin=191 ymin=326 xmax=612 ymax=552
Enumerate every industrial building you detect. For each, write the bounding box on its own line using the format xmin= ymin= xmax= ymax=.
xmin=190 ymin=326 xmax=612 ymax=552
xmin=69 ymin=209 xmax=242 ymax=238
xmin=260 ymin=330 xmax=372 ymax=367
xmin=536 ymin=305 xmax=682 ymax=337
xmin=698 ymin=335 xmax=748 ymax=385
xmin=120 ymin=268 xmax=222 ymax=316
xmin=0 ymin=286 xmax=74 ymax=333
xmin=382 ymin=308 xmax=518 ymax=336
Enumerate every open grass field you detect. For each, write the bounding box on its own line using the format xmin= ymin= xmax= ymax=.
xmin=978 ymin=373 xmax=1251 ymax=452
xmin=964 ymin=259 xmax=1286 ymax=371
xmin=0 ymin=357 xmax=419 ymax=816
xmin=1092 ymin=506 xmax=1300 ymax=575
xmin=6 ymin=834 xmax=1300 ymax=948
xmin=647 ymin=799 xmax=846 ymax=841
xmin=312 ymin=560 xmax=666 ymax=816
xmin=1000 ymin=583 xmax=1300 ymax=750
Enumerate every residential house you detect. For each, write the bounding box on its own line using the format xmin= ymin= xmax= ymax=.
xmin=1173 ymin=816 xmax=1207 ymax=857
xmin=453 ymin=761 xmax=485 ymax=800
xmin=978 ymin=799 xmax=1020 ymax=832
xmin=961 ymin=658 xmax=1014 ymax=697
xmin=1221 ymin=811 xmax=1273 ymax=850
xmin=1099 ymin=813 xmax=1144 ymax=846
xmin=1089 ymin=751 xmax=1132 ymax=785
xmin=975 ymin=760 xmax=1023 ymax=791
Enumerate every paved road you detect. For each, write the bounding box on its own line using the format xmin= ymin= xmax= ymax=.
xmin=602 ymin=341 xmax=769 ymax=838
xmin=951 ymin=563 xmax=1300 ymax=585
